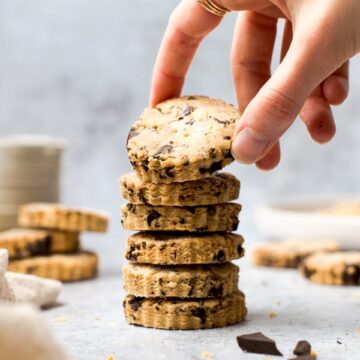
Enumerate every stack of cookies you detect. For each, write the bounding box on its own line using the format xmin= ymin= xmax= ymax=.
xmin=0 ymin=203 xmax=109 ymax=282
xmin=120 ymin=96 xmax=247 ymax=330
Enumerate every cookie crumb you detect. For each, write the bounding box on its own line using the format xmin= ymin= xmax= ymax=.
xmin=311 ymin=350 xmax=317 ymax=356
xmin=107 ymin=355 xmax=115 ymax=360
xmin=53 ymin=316 xmax=67 ymax=323
xmin=268 ymin=312 xmax=277 ymax=319
xmin=201 ymin=351 xmax=213 ymax=359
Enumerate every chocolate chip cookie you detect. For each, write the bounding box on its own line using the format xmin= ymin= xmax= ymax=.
xmin=125 ymin=231 xmax=244 ymax=265
xmin=300 ymin=251 xmax=360 ymax=285
xmin=123 ymin=262 xmax=239 ymax=298
xmin=252 ymin=239 xmax=340 ymax=268
xmin=8 ymin=251 xmax=98 ymax=282
xmin=123 ymin=291 xmax=247 ymax=329
xmin=121 ymin=203 xmax=241 ymax=232
xmin=120 ymin=172 xmax=240 ymax=206
xmin=18 ymin=203 xmax=109 ymax=232
xmin=0 ymin=228 xmax=80 ymax=260
xmin=127 ymin=96 xmax=240 ymax=183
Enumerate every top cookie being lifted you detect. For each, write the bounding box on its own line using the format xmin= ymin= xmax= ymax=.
xmin=127 ymin=96 xmax=240 ymax=183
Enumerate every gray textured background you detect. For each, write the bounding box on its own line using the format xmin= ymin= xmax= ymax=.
xmin=0 ymin=0 xmax=360 ymax=270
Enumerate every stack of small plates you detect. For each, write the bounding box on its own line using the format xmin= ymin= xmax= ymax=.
xmin=0 ymin=135 xmax=65 ymax=229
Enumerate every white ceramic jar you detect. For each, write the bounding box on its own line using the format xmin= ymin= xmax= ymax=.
xmin=0 ymin=135 xmax=65 ymax=229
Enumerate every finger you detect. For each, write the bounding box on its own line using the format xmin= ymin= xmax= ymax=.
xmin=231 ymin=11 xmax=278 ymax=112
xmin=149 ymin=0 xmax=222 ymax=106
xmin=300 ymin=91 xmax=336 ymax=144
xmin=255 ymin=141 xmax=281 ymax=170
xmin=231 ymin=11 xmax=279 ymax=168
xmin=322 ymin=61 xmax=349 ymax=105
xmin=231 ymin=25 xmax=347 ymax=164
xmin=221 ymin=0 xmax=285 ymax=16
xmin=249 ymin=18 xmax=288 ymax=170
xmin=280 ymin=22 xmax=336 ymax=144
xmin=280 ymin=20 xmax=292 ymax=61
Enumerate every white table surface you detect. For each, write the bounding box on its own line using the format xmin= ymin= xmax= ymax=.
xmin=44 ymin=251 xmax=360 ymax=360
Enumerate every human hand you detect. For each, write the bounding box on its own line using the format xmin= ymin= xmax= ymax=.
xmin=150 ymin=0 xmax=360 ymax=169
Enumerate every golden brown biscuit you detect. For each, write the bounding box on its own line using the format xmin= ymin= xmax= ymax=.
xmin=121 ymin=203 xmax=241 ymax=232
xmin=8 ymin=251 xmax=98 ymax=282
xmin=120 ymin=172 xmax=240 ymax=206
xmin=123 ymin=291 xmax=247 ymax=329
xmin=252 ymin=239 xmax=340 ymax=268
xmin=123 ymin=262 xmax=239 ymax=298
xmin=0 ymin=228 xmax=80 ymax=260
xmin=127 ymin=96 xmax=240 ymax=183
xmin=18 ymin=203 xmax=109 ymax=232
xmin=125 ymin=232 xmax=244 ymax=265
xmin=300 ymin=251 xmax=360 ymax=285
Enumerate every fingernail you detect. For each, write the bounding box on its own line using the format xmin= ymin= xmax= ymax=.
xmin=231 ymin=127 xmax=268 ymax=164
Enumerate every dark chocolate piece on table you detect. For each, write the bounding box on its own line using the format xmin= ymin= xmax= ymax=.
xmin=294 ymin=340 xmax=311 ymax=356
xmin=236 ymin=332 xmax=283 ymax=356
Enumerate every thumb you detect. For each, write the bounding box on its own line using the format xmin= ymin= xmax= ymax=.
xmin=231 ymin=34 xmax=343 ymax=164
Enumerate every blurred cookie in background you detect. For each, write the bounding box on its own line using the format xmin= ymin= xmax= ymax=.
xmin=318 ymin=199 xmax=360 ymax=216
xmin=252 ymin=238 xmax=340 ymax=268
xmin=4 ymin=203 xmax=110 ymax=282
xmin=300 ymin=251 xmax=360 ymax=285
xmin=0 ymin=228 xmax=80 ymax=260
